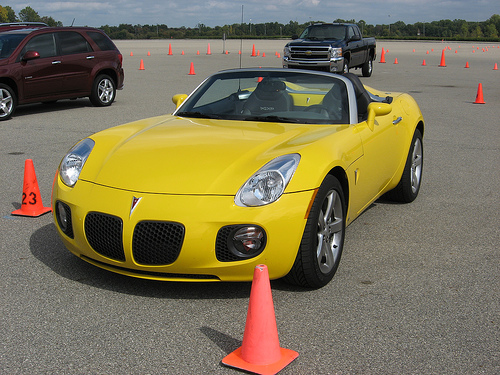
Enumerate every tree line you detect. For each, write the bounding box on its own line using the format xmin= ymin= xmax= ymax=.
xmin=3 ymin=5 xmax=499 ymax=42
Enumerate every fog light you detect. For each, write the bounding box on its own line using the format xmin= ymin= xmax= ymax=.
xmin=230 ymin=226 xmax=266 ymax=258
xmin=56 ymin=201 xmax=73 ymax=238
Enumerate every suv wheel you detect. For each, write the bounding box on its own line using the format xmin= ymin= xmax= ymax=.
xmin=90 ymin=74 xmax=116 ymax=107
xmin=0 ymin=84 xmax=16 ymax=120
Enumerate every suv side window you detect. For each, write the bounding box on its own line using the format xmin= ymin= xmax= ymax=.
xmin=22 ymin=33 xmax=56 ymax=58
xmin=86 ymin=31 xmax=116 ymax=51
xmin=58 ymin=31 xmax=92 ymax=55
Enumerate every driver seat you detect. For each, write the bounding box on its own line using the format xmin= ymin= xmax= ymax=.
xmin=242 ymin=79 xmax=293 ymax=115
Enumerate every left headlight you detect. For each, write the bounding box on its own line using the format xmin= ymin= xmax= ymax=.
xmin=235 ymin=154 xmax=300 ymax=207
xmin=59 ymin=138 xmax=95 ymax=187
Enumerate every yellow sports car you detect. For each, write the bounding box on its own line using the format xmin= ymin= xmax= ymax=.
xmin=52 ymin=68 xmax=424 ymax=288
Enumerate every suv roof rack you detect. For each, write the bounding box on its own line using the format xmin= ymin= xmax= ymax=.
xmin=0 ymin=22 xmax=48 ymax=27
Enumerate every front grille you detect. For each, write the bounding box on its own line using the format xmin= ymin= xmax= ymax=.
xmin=132 ymin=221 xmax=185 ymax=265
xmin=85 ymin=212 xmax=125 ymax=261
xmin=290 ymin=46 xmax=330 ymax=61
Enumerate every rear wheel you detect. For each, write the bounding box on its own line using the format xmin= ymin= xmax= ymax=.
xmin=284 ymin=175 xmax=346 ymax=288
xmin=90 ymin=74 xmax=116 ymax=107
xmin=385 ymin=129 xmax=423 ymax=202
xmin=0 ymin=84 xmax=16 ymax=120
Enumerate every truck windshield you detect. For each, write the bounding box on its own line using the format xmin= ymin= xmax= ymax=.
xmin=0 ymin=33 xmax=28 ymax=59
xmin=299 ymin=25 xmax=346 ymax=41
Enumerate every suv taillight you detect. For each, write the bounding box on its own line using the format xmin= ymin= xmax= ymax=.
xmin=118 ymin=53 xmax=123 ymax=64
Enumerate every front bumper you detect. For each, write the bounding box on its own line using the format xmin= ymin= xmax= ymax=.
xmin=52 ymin=177 xmax=315 ymax=282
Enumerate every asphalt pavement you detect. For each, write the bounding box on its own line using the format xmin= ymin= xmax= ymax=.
xmin=1 ymin=39 xmax=499 ymax=374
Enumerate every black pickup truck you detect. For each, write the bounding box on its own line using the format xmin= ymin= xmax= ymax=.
xmin=283 ymin=23 xmax=376 ymax=76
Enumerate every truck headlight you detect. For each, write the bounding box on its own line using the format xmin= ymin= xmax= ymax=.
xmin=283 ymin=45 xmax=290 ymax=57
xmin=330 ymin=48 xmax=342 ymax=59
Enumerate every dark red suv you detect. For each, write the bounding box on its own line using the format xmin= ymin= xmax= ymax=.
xmin=0 ymin=24 xmax=124 ymax=120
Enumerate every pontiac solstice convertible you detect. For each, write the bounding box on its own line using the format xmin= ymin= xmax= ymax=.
xmin=52 ymin=68 xmax=424 ymax=288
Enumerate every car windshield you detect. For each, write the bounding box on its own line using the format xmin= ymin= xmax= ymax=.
xmin=0 ymin=32 xmax=28 ymax=59
xmin=175 ymin=70 xmax=350 ymax=124
xmin=299 ymin=25 xmax=345 ymax=41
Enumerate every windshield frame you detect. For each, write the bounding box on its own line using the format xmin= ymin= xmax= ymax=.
xmin=174 ymin=68 xmax=357 ymax=125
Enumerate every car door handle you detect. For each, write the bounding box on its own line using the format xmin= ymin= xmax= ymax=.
xmin=52 ymin=60 xmax=62 ymax=64
xmin=86 ymin=56 xmax=95 ymax=60
xmin=392 ymin=116 xmax=403 ymax=125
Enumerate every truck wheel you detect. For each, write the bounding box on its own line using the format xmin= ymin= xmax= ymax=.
xmin=343 ymin=60 xmax=349 ymax=74
xmin=362 ymin=59 xmax=373 ymax=77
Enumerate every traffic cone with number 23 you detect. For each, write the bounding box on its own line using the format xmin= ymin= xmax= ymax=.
xmin=11 ymin=159 xmax=52 ymax=217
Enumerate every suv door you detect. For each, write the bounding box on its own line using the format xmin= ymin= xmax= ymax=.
xmin=56 ymin=31 xmax=95 ymax=95
xmin=20 ymin=32 xmax=62 ymax=99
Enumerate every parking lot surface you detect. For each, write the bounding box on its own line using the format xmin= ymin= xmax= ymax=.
xmin=1 ymin=39 xmax=498 ymax=374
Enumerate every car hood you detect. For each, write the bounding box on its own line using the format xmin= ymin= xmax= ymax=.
xmin=80 ymin=115 xmax=347 ymax=195
xmin=287 ymin=39 xmax=342 ymax=47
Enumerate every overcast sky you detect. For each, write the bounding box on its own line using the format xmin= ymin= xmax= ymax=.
xmin=13 ymin=0 xmax=498 ymax=28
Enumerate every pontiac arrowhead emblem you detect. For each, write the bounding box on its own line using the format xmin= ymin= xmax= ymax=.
xmin=130 ymin=196 xmax=142 ymax=217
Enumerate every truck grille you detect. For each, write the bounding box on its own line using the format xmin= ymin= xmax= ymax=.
xmin=290 ymin=46 xmax=330 ymax=61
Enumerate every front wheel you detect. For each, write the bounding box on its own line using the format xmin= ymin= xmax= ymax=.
xmin=0 ymin=84 xmax=16 ymax=120
xmin=90 ymin=74 xmax=116 ymax=107
xmin=284 ymin=175 xmax=346 ymax=288
xmin=362 ymin=58 xmax=373 ymax=77
xmin=342 ymin=59 xmax=349 ymax=74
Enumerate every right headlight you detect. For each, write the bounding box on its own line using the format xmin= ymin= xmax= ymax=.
xmin=59 ymin=138 xmax=95 ymax=187
xmin=235 ymin=154 xmax=300 ymax=207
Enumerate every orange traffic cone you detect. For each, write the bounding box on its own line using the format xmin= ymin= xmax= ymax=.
xmin=474 ymin=83 xmax=485 ymax=104
xmin=379 ymin=48 xmax=386 ymax=63
xmin=139 ymin=59 xmax=145 ymax=70
xmin=251 ymin=44 xmax=256 ymax=57
xmin=147 ymin=51 xmax=150 ymax=56
xmin=181 ymin=50 xmax=184 ymax=55
xmin=130 ymin=51 xmax=133 ymax=56
xmin=262 ymin=52 xmax=266 ymax=57
xmin=422 ymin=59 xmax=427 ymax=66
xmin=394 ymin=57 xmax=399 ymax=64
xmin=494 ymin=63 xmax=498 ymax=70
xmin=188 ymin=62 xmax=195 ymax=75
xmin=465 ymin=61 xmax=470 ymax=68
xmin=168 ymin=43 xmax=173 ymax=55
xmin=222 ymin=265 xmax=298 ymax=375
xmin=439 ymin=49 xmax=446 ymax=67
xmin=11 ymin=159 xmax=51 ymax=217
xmin=207 ymin=43 xmax=211 ymax=55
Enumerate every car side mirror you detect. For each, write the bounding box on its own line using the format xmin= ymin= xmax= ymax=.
xmin=349 ymin=35 xmax=361 ymax=42
xmin=172 ymin=94 xmax=188 ymax=109
xmin=366 ymin=102 xmax=392 ymax=131
xmin=22 ymin=50 xmax=40 ymax=61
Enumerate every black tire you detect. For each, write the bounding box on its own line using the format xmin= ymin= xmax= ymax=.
xmin=385 ymin=129 xmax=423 ymax=202
xmin=362 ymin=58 xmax=373 ymax=77
xmin=0 ymin=83 xmax=16 ymax=120
xmin=284 ymin=175 xmax=346 ymax=288
xmin=342 ymin=59 xmax=349 ymax=74
xmin=90 ymin=74 xmax=116 ymax=107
